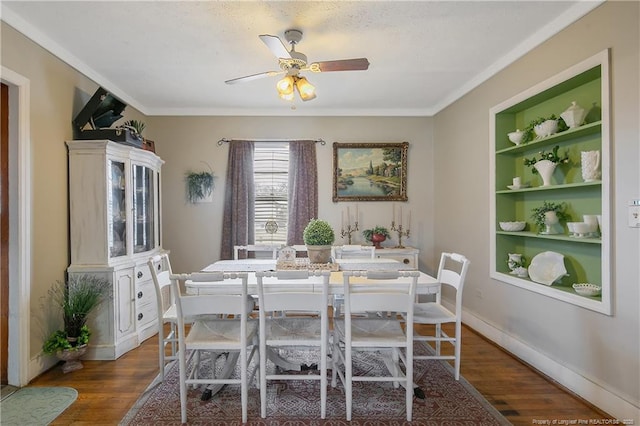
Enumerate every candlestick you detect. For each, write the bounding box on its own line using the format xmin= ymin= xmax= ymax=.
xmin=391 ymin=216 xmax=411 ymax=249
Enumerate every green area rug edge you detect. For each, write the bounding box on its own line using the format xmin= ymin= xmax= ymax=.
xmin=0 ymin=387 xmax=77 ymax=426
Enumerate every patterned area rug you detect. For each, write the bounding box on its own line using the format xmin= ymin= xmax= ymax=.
xmin=120 ymin=344 xmax=510 ymax=425
xmin=0 ymin=386 xmax=77 ymax=425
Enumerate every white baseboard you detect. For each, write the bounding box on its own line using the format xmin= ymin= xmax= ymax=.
xmin=462 ymin=310 xmax=640 ymax=421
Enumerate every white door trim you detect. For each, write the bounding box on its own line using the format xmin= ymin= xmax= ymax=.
xmin=1 ymin=66 xmax=31 ymax=386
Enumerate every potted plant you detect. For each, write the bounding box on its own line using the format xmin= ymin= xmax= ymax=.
xmin=531 ymin=201 xmax=569 ymax=234
xmin=362 ymin=226 xmax=391 ymax=249
xmin=42 ymin=275 xmax=110 ymax=373
xmin=302 ymin=219 xmax=335 ymax=263
xmin=521 ymin=114 xmax=568 ymax=143
xmin=523 ymin=145 xmax=570 ymax=186
xmin=121 ymin=119 xmax=146 ymax=139
xmin=186 ymin=170 xmax=215 ymax=203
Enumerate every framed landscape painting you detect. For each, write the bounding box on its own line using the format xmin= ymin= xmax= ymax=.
xmin=333 ymin=142 xmax=408 ymax=202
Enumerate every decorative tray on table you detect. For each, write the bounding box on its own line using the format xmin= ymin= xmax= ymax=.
xmin=276 ymin=258 xmax=339 ymax=271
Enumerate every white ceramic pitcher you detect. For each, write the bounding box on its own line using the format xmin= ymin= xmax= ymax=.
xmin=581 ymin=150 xmax=601 ymax=182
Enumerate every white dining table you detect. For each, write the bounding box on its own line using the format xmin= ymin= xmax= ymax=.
xmin=189 ymin=259 xmax=440 ymax=296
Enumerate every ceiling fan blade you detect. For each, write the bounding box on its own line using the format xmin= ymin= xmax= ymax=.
xmin=309 ymin=58 xmax=370 ymax=73
xmin=225 ymin=70 xmax=283 ymax=85
xmin=259 ymin=34 xmax=292 ymax=59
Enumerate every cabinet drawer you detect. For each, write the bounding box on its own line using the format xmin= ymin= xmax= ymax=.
xmin=134 ymin=263 xmax=152 ymax=282
xmin=136 ymin=300 xmax=157 ymax=326
xmin=135 ymin=279 xmax=155 ymax=307
xmin=378 ymin=254 xmax=416 ymax=269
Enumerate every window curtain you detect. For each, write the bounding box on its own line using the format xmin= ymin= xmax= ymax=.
xmin=287 ymin=140 xmax=318 ymax=245
xmin=220 ymin=141 xmax=255 ymax=260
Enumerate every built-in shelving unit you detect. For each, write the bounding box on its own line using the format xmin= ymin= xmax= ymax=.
xmin=489 ymin=49 xmax=611 ymax=314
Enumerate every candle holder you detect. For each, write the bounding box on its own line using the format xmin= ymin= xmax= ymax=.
xmin=341 ymin=221 xmax=359 ymax=245
xmin=391 ymin=221 xmax=410 ymax=248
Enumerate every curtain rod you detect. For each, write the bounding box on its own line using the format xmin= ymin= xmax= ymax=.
xmin=217 ymin=138 xmax=326 ymax=146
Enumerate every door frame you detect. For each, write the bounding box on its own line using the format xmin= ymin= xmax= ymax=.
xmin=1 ymin=67 xmax=31 ymax=386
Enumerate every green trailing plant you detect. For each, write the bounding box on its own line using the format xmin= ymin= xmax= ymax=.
xmin=42 ymin=275 xmax=110 ymax=354
xmin=121 ymin=119 xmax=146 ymax=136
xmin=303 ymin=219 xmax=336 ymax=246
xmin=531 ymin=201 xmax=569 ymax=232
xmin=186 ymin=171 xmax=215 ymax=203
xmin=523 ymin=145 xmax=570 ymax=173
xmin=43 ymin=325 xmax=91 ymax=354
xmin=521 ymin=114 xmax=569 ymax=143
xmin=362 ymin=226 xmax=391 ymax=242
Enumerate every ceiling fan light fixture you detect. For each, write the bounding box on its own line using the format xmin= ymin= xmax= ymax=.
xmin=276 ymin=75 xmax=295 ymax=100
xmin=295 ymin=76 xmax=316 ymax=101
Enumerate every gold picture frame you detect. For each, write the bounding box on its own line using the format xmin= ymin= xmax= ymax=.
xmin=333 ymin=142 xmax=408 ymax=202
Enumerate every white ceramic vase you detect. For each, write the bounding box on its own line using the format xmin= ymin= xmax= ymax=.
xmin=507 ymin=253 xmax=523 ymax=273
xmin=581 ymin=150 xmax=601 ymax=182
xmin=534 ymin=159 xmax=557 ymax=187
xmin=543 ymin=211 xmax=559 ymax=234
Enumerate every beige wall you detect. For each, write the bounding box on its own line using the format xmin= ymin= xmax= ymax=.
xmin=150 ymin=116 xmax=435 ymax=274
xmin=0 ymin=23 xmax=147 ymax=362
xmin=434 ymin=0 xmax=639 ymax=415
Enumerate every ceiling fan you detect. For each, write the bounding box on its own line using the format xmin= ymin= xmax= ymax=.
xmin=225 ymin=29 xmax=370 ymax=102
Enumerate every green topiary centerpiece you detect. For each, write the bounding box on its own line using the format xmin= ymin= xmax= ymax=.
xmin=303 ymin=219 xmax=335 ymax=263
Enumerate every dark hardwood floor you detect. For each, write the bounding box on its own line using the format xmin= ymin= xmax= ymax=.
xmin=27 ymin=324 xmax=610 ymax=425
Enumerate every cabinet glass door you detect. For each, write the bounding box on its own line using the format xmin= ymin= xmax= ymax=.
xmin=132 ymin=164 xmax=155 ymax=253
xmin=108 ymin=160 xmax=127 ymax=258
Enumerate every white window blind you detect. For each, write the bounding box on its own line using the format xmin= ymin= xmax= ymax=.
xmin=254 ymin=142 xmax=289 ymax=245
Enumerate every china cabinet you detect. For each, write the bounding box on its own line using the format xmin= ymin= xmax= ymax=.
xmin=66 ymin=140 xmax=165 ymax=359
xmin=489 ymin=50 xmax=610 ymax=314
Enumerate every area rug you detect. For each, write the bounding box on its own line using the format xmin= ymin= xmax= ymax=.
xmin=0 ymin=386 xmax=77 ymax=425
xmin=120 ymin=344 xmax=510 ymax=425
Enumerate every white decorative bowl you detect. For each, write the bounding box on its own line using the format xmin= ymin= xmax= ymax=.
xmin=572 ymin=283 xmax=601 ymax=297
xmin=507 ymin=130 xmax=524 ymax=145
xmin=534 ymin=119 xmax=559 ymax=138
xmin=528 ymin=251 xmax=567 ymax=285
xmin=499 ymin=221 xmax=526 ymax=231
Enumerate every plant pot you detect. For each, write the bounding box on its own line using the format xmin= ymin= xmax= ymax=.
xmin=542 ymin=211 xmax=560 ymax=235
xmin=370 ymin=233 xmax=386 ymax=249
xmin=56 ymin=344 xmax=88 ymax=373
xmin=534 ymin=159 xmax=557 ymax=187
xmin=305 ymin=245 xmax=332 ymax=264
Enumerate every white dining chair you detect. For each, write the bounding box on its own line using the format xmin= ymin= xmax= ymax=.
xmin=332 ymin=270 xmax=419 ymax=422
xmin=171 ymin=271 xmax=258 ymax=424
xmin=255 ymin=269 xmax=331 ymax=419
xmin=148 ymin=253 xmax=178 ymax=381
xmin=233 ymin=244 xmax=281 ymax=260
xmin=331 ymin=245 xmax=376 ymax=318
xmin=409 ymin=252 xmax=470 ymax=380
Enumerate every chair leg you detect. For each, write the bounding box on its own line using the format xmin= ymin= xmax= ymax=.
xmin=260 ymin=339 xmax=267 ymax=418
xmin=454 ymin=321 xmax=461 ymax=380
xmin=435 ymin=323 xmax=442 ymax=355
xmin=178 ymin=347 xmax=188 ymax=424
xmin=158 ymin=323 xmax=165 ymax=381
xmin=345 ymin=345 xmax=352 ymax=422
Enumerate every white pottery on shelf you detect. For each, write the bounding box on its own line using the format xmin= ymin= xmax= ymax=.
xmin=542 ymin=210 xmax=560 ymax=234
xmin=560 ymin=101 xmax=587 ymax=129
xmin=507 ymin=129 xmax=524 ymax=145
xmin=581 ymin=150 xmax=601 ymax=182
xmin=583 ymin=215 xmax=599 ymax=236
xmin=528 ymin=251 xmax=567 ymax=286
xmin=572 ymin=283 xmax=602 ymax=297
xmin=499 ymin=221 xmax=526 ymax=231
xmin=534 ymin=159 xmax=557 ymax=187
xmin=534 ymin=119 xmax=558 ymax=138
xmin=507 ymin=253 xmax=523 ymax=274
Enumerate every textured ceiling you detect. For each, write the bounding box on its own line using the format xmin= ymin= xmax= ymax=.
xmin=1 ymin=1 xmax=602 ymax=116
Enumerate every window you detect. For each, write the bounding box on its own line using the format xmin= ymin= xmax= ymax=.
xmin=254 ymin=142 xmax=289 ymax=245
